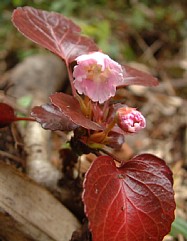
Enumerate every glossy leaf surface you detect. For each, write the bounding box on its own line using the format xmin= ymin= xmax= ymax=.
xmin=83 ymin=154 xmax=175 ymax=241
xmin=50 ymin=92 xmax=102 ymax=131
xmin=31 ymin=103 xmax=78 ymax=131
xmin=12 ymin=7 xmax=99 ymax=63
xmin=12 ymin=7 xmax=158 ymax=88
xmin=0 ymin=103 xmax=16 ymax=128
xmin=121 ymin=65 xmax=159 ymax=87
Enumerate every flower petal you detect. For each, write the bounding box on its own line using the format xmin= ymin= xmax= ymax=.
xmin=73 ymin=52 xmax=124 ymax=103
xmin=117 ymin=107 xmax=146 ymax=133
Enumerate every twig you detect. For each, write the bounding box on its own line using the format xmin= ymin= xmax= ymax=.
xmin=9 ymin=54 xmax=67 ymax=189
xmin=0 ymin=150 xmax=24 ymax=165
xmin=0 ymin=162 xmax=80 ymax=241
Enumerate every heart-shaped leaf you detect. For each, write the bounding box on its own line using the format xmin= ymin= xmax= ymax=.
xmin=50 ymin=92 xmax=102 ymax=131
xmin=121 ymin=65 xmax=159 ymax=87
xmin=31 ymin=103 xmax=78 ymax=131
xmin=0 ymin=103 xmax=16 ymax=128
xmin=83 ymin=154 xmax=175 ymax=241
xmin=12 ymin=7 xmax=99 ymax=63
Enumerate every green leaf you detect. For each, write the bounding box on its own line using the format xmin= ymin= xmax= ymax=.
xmin=17 ymin=95 xmax=32 ymax=108
xmin=170 ymin=217 xmax=187 ymax=238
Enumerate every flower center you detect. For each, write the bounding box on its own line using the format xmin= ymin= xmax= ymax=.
xmin=86 ymin=64 xmax=109 ymax=83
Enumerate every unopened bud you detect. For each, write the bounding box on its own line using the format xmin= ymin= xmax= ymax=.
xmin=116 ymin=107 xmax=146 ymax=133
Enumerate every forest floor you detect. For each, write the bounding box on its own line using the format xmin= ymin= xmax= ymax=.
xmin=0 ymin=2 xmax=187 ymax=241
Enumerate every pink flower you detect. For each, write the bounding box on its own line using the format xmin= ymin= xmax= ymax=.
xmin=73 ymin=52 xmax=124 ymax=104
xmin=116 ymin=107 xmax=146 ymax=133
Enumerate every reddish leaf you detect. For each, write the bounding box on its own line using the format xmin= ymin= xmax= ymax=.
xmin=50 ymin=92 xmax=102 ymax=131
xmin=12 ymin=7 xmax=99 ymax=63
xmin=0 ymin=103 xmax=16 ymax=128
xmin=83 ymin=154 xmax=175 ymax=241
xmin=121 ymin=65 xmax=159 ymax=87
xmin=31 ymin=103 xmax=78 ymax=131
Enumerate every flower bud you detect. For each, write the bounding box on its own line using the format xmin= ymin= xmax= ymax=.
xmin=116 ymin=107 xmax=146 ymax=133
xmin=73 ymin=51 xmax=124 ymax=104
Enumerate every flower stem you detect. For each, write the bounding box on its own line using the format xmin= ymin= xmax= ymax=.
xmin=15 ymin=117 xmax=36 ymax=122
xmin=104 ymin=118 xmax=117 ymax=136
xmin=66 ymin=61 xmax=77 ymax=97
xmin=98 ymin=148 xmax=122 ymax=164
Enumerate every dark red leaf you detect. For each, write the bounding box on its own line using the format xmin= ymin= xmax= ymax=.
xmin=12 ymin=7 xmax=99 ymax=63
xmin=0 ymin=103 xmax=16 ymax=128
xmin=120 ymin=65 xmax=159 ymax=87
xmin=83 ymin=154 xmax=175 ymax=241
xmin=50 ymin=92 xmax=102 ymax=131
xmin=31 ymin=103 xmax=78 ymax=131
xmin=107 ymin=132 xmax=125 ymax=150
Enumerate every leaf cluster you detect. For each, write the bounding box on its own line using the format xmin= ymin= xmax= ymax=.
xmin=7 ymin=7 xmax=176 ymax=241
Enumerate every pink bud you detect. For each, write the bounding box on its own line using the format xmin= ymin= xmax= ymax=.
xmin=73 ymin=51 xmax=124 ymax=104
xmin=117 ymin=107 xmax=146 ymax=133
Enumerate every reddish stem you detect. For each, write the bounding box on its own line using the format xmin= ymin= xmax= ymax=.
xmin=14 ymin=117 xmax=36 ymax=122
xmin=66 ymin=61 xmax=77 ymax=97
xmin=98 ymin=148 xmax=122 ymax=164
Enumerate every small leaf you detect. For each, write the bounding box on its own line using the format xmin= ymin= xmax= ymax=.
xmin=31 ymin=103 xmax=78 ymax=131
xmin=12 ymin=7 xmax=99 ymax=63
xmin=121 ymin=65 xmax=159 ymax=87
xmin=17 ymin=95 xmax=32 ymax=108
xmin=83 ymin=154 xmax=175 ymax=241
xmin=170 ymin=217 xmax=187 ymax=238
xmin=0 ymin=103 xmax=16 ymax=128
xmin=50 ymin=92 xmax=102 ymax=131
